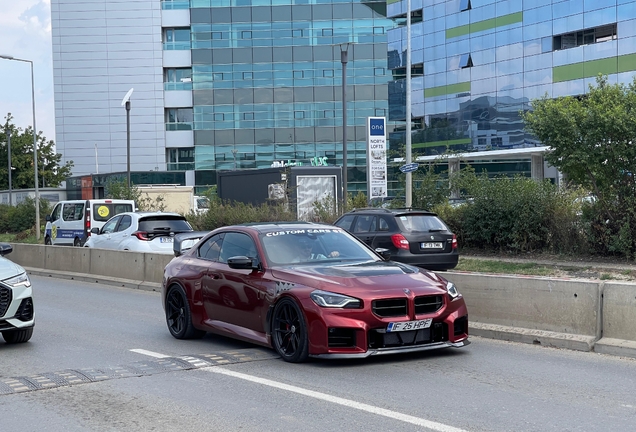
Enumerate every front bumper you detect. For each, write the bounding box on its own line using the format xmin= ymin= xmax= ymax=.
xmin=311 ymin=339 xmax=470 ymax=359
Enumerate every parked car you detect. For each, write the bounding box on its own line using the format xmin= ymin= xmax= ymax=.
xmin=334 ymin=208 xmax=458 ymax=271
xmin=0 ymin=243 xmax=34 ymax=343
xmin=163 ymin=223 xmax=469 ymax=362
xmin=44 ymin=199 xmax=136 ymax=247
xmin=84 ymin=212 xmax=193 ymax=254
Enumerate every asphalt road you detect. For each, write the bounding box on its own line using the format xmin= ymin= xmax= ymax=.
xmin=1 ymin=275 xmax=635 ymax=432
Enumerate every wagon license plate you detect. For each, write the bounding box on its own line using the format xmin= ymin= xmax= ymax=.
xmin=421 ymin=242 xmax=443 ymax=249
xmin=387 ymin=318 xmax=433 ymax=332
xmin=160 ymin=237 xmax=174 ymax=243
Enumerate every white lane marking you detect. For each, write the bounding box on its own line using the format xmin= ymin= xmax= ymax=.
xmin=130 ymin=349 xmax=172 ymax=358
xmin=205 ymin=366 xmax=469 ymax=432
xmin=132 ymin=349 xmax=468 ymax=432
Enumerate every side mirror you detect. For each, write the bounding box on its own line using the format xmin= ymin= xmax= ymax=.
xmin=91 ymin=228 xmax=100 ymax=234
xmin=227 ymin=256 xmax=258 ymax=270
xmin=0 ymin=243 xmax=13 ymax=256
xmin=45 ymin=215 xmax=51 ymax=222
xmin=375 ymin=248 xmax=391 ymax=261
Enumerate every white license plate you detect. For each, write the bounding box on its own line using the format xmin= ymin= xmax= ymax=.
xmin=387 ymin=318 xmax=433 ymax=332
xmin=421 ymin=242 xmax=443 ymax=249
xmin=160 ymin=237 xmax=174 ymax=243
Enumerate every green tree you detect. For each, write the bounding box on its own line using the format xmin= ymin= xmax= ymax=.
xmin=1 ymin=114 xmax=74 ymax=189
xmin=522 ymin=75 xmax=636 ymax=257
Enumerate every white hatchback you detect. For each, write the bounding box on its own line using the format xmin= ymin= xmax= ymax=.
xmin=0 ymin=243 xmax=34 ymax=344
xmin=84 ymin=212 xmax=193 ymax=254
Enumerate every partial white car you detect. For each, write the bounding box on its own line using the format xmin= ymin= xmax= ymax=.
xmin=84 ymin=212 xmax=193 ymax=254
xmin=0 ymin=243 xmax=34 ymax=344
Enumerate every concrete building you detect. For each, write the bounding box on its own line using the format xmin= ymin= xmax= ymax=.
xmin=387 ymin=0 xmax=636 ymax=184
xmin=51 ymin=0 xmax=394 ymax=193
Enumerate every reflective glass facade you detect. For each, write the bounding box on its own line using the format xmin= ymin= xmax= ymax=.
xmin=388 ymin=0 xmax=636 ymax=159
xmin=187 ymin=0 xmax=393 ymax=193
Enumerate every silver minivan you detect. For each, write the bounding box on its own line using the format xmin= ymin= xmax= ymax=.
xmin=44 ymin=199 xmax=135 ymax=246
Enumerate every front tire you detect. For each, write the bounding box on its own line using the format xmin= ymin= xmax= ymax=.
xmin=272 ymin=297 xmax=309 ymax=363
xmin=2 ymin=327 xmax=34 ymax=344
xmin=165 ymin=284 xmax=205 ymax=339
xmin=44 ymin=236 xmax=52 ymax=245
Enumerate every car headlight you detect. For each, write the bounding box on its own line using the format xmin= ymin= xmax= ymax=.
xmin=310 ymin=290 xmax=361 ymax=308
xmin=4 ymin=272 xmax=31 ymax=288
xmin=446 ymin=281 xmax=460 ymax=300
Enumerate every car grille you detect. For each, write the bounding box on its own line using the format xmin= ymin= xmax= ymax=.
xmin=368 ymin=323 xmax=448 ymax=349
xmin=372 ymin=298 xmax=407 ymax=317
xmin=372 ymin=295 xmax=444 ymax=318
xmin=0 ymin=286 xmax=11 ymax=318
xmin=414 ymin=295 xmax=443 ymax=314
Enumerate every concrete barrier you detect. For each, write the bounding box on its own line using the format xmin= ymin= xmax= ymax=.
xmin=6 ymin=243 xmax=636 ymax=358
xmin=594 ymin=282 xmax=636 ymax=358
xmin=446 ymin=272 xmax=600 ymax=352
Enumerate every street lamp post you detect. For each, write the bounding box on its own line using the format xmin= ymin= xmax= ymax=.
xmin=0 ymin=55 xmax=40 ymax=239
xmin=340 ymin=43 xmax=350 ymax=213
xmin=121 ymin=88 xmax=134 ymax=188
xmin=405 ymin=0 xmax=413 ymax=208
xmin=6 ymin=127 xmax=12 ymax=206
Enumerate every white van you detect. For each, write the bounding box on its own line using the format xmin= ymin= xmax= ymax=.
xmin=44 ymin=199 xmax=136 ymax=246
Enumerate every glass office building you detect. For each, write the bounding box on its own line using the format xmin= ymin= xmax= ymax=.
xmin=386 ymin=0 xmax=636 ymax=182
xmin=52 ymin=0 xmax=393 ymax=194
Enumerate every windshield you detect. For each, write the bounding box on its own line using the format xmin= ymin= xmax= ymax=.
xmin=260 ymin=228 xmax=379 ymax=266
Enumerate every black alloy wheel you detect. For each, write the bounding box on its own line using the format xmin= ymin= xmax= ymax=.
xmin=272 ymin=297 xmax=309 ymax=363
xmin=165 ymin=285 xmax=205 ymax=339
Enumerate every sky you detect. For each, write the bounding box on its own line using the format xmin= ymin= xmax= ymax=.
xmin=0 ymin=0 xmax=55 ymax=142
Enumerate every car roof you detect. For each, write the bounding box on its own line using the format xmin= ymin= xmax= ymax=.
xmin=221 ymin=221 xmax=342 ymax=234
xmin=343 ymin=208 xmax=438 ymax=217
xmin=112 ymin=211 xmax=185 ymax=218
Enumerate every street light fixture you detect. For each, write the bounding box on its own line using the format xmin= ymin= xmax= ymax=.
xmin=340 ymin=42 xmax=351 ymax=213
xmin=121 ymin=88 xmax=134 ymax=188
xmin=0 ymin=54 xmax=40 ymax=239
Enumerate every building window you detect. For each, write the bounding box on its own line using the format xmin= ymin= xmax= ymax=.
xmin=322 ymin=29 xmax=333 ymax=37
xmin=293 ymin=70 xmax=304 ymax=79
xmin=323 ymin=69 xmax=334 ymax=77
xmin=243 ymin=72 xmax=253 ymax=79
xmin=553 ymin=24 xmax=617 ymax=51
xmin=459 ymin=53 xmax=473 ymax=69
xmin=324 ymin=110 xmax=335 ymax=118
xmin=294 ymin=111 xmax=305 ymax=119
xmin=214 ymin=113 xmax=224 ymax=121
xmin=460 ymin=0 xmax=471 ymax=12
xmin=163 ymin=28 xmax=191 ymax=50
xmin=166 ymin=147 xmax=195 ymax=170
xmin=375 ymin=108 xmax=386 ymax=117
xmin=212 ymin=32 xmax=223 ymax=40
xmin=165 ymin=108 xmax=193 ymax=131
xmin=244 ymin=112 xmax=254 ymax=120
xmin=213 ymin=72 xmax=224 ymax=81
xmin=491 ymin=137 xmax=503 ymax=146
xmin=374 ymin=67 xmax=385 ymax=76
xmin=373 ymin=27 xmax=384 ymax=35
xmin=164 ymin=68 xmax=192 ymax=90
xmin=241 ymin=31 xmax=252 ymax=39
xmin=293 ymin=29 xmax=303 ymax=37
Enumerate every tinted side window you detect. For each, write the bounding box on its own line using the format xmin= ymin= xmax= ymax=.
xmin=117 ymin=215 xmax=132 ymax=232
xmin=101 ymin=216 xmax=121 ymax=234
xmin=335 ymin=214 xmax=355 ymax=231
xmin=198 ymin=234 xmax=223 ymax=261
xmin=62 ymin=203 xmax=83 ymax=221
xmin=219 ymin=232 xmax=257 ymax=263
xmin=378 ymin=217 xmax=390 ymax=231
xmin=353 ymin=215 xmax=374 ymax=233
xmin=138 ymin=216 xmax=192 ymax=233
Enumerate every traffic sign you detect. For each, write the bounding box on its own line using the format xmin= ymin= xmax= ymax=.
xmin=399 ymin=162 xmax=419 ymax=173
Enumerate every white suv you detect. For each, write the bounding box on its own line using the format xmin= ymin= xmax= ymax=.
xmin=84 ymin=212 xmax=193 ymax=254
xmin=0 ymin=243 xmax=34 ymax=344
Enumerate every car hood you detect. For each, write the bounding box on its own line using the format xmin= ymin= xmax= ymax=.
xmin=270 ymin=260 xmax=448 ymax=296
xmin=0 ymin=257 xmax=26 ymax=281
